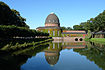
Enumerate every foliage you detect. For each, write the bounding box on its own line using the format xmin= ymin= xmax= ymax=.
xmin=74 ymin=43 xmax=105 ymax=70
xmin=73 ymin=10 xmax=105 ymax=32
xmin=87 ymin=30 xmax=92 ymax=38
xmin=90 ymin=38 xmax=105 ymax=43
xmin=0 ymin=42 xmax=49 ymax=70
xmin=0 ymin=1 xmax=50 ymax=38
xmin=61 ymin=26 xmax=73 ymax=30
xmin=0 ymin=25 xmax=49 ymax=38
xmin=39 ymin=29 xmax=61 ymax=37
xmin=0 ymin=1 xmax=29 ymax=28
xmin=0 ymin=38 xmax=52 ymax=51
xmin=73 ymin=25 xmax=84 ymax=30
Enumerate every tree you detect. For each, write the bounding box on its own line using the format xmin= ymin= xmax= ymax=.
xmin=61 ymin=26 xmax=66 ymax=30
xmin=80 ymin=18 xmax=94 ymax=32
xmin=0 ymin=1 xmax=29 ymax=28
xmin=67 ymin=27 xmax=72 ymax=30
xmin=61 ymin=26 xmax=72 ymax=30
xmin=73 ymin=25 xmax=84 ymax=30
xmin=73 ymin=10 xmax=105 ymax=32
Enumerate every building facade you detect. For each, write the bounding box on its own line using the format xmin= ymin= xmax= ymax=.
xmin=36 ymin=12 xmax=61 ymax=37
xmin=36 ymin=13 xmax=87 ymax=39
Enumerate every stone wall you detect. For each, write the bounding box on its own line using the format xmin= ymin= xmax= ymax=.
xmin=53 ymin=37 xmax=85 ymax=42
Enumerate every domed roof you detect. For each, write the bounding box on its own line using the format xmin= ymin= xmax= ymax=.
xmin=45 ymin=51 xmax=59 ymax=66
xmin=45 ymin=12 xmax=60 ymax=24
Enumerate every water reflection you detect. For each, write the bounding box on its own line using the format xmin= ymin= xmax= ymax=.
xmin=44 ymin=42 xmax=62 ymax=66
xmin=74 ymin=42 xmax=105 ymax=70
xmin=42 ymin=41 xmax=105 ymax=70
xmin=44 ymin=41 xmax=86 ymax=66
xmin=0 ymin=40 xmax=105 ymax=70
xmin=0 ymin=42 xmax=49 ymax=70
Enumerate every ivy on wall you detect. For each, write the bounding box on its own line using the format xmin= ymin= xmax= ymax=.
xmin=45 ymin=42 xmax=62 ymax=51
xmin=38 ymin=29 xmax=61 ymax=37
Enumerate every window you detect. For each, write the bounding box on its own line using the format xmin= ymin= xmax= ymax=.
xmin=53 ymin=43 xmax=55 ymax=49
xmin=49 ymin=20 xmax=51 ymax=22
xmin=79 ymin=38 xmax=83 ymax=41
xmin=75 ymin=38 xmax=78 ymax=41
xmin=41 ymin=30 xmax=43 ymax=32
xmin=58 ymin=43 xmax=59 ymax=48
xmin=48 ymin=30 xmax=50 ymax=33
xmin=58 ymin=31 xmax=59 ymax=36
xmin=48 ymin=47 xmax=50 ymax=49
xmin=53 ymin=30 xmax=55 ymax=36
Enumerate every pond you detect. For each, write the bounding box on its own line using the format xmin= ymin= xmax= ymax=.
xmin=0 ymin=40 xmax=105 ymax=70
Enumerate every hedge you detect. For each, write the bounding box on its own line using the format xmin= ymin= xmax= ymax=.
xmin=0 ymin=25 xmax=49 ymax=38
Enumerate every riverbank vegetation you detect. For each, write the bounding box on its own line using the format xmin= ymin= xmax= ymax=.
xmin=0 ymin=42 xmax=49 ymax=70
xmin=0 ymin=38 xmax=52 ymax=51
xmin=90 ymin=38 xmax=105 ymax=43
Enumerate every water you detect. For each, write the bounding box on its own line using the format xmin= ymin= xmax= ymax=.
xmin=0 ymin=41 xmax=105 ymax=70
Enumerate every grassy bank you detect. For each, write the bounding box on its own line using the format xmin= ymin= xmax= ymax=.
xmin=90 ymin=38 xmax=105 ymax=43
xmin=0 ymin=38 xmax=53 ymax=51
xmin=84 ymin=38 xmax=90 ymax=41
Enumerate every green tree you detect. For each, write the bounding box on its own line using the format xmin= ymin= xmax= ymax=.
xmin=61 ymin=26 xmax=66 ymax=30
xmin=66 ymin=27 xmax=72 ymax=30
xmin=0 ymin=1 xmax=29 ymax=28
xmin=73 ymin=25 xmax=84 ymax=30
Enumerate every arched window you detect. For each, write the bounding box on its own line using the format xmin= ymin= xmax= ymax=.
xmin=75 ymin=38 xmax=78 ymax=41
xmin=53 ymin=20 xmax=56 ymax=22
xmin=49 ymin=20 xmax=51 ymax=22
xmin=79 ymin=38 xmax=83 ymax=41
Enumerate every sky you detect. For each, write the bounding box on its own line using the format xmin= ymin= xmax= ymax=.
xmin=1 ymin=0 xmax=105 ymax=29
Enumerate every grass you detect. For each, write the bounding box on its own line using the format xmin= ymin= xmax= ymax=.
xmin=84 ymin=38 xmax=90 ymax=41
xmin=90 ymin=38 xmax=105 ymax=43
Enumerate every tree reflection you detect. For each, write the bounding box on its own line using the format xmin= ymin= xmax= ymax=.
xmin=73 ymin=42 xmax=105 ymax=70
xmin=0 ymin=41 xmax=49 ymax=70
xmin=44 ymin=42 xmax=86 ymax=66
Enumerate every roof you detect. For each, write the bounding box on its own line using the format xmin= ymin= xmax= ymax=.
xmin=45 ymin=13 xmax=60 ymax=24
xmin=62 ymin=30 xmax=86 ymax=34
xmin=63 ymin=30 xmax=86 ymax=33
xmin=95 ymin=31 xmax=105 ymax=34
xmin=45 ymin=52 xmax=59 ymax=66
xmin=62 ymin=32 xmax=86 ymax=34
xmin=36 ymin=26 xmax=61 ymax=29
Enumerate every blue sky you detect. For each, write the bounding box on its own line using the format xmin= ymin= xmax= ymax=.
xmin=1 ymin=0 xmax=105 ymax=29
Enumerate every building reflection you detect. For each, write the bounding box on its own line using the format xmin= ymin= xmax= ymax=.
xmin=44 ymin=41 xmax=86 ymax=66
xmin=44 ymin=42 xmax=62 ymax=66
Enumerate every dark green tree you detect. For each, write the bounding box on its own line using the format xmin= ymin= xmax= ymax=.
xmin=0 ymin=1 xmax=29 ymax=28
xmin=73 ymin=25 xmax=84 ymax=30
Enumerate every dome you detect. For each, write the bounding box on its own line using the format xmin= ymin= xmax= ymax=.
xmin=45 ymin=13 xmax=60 ymax=27
xmin=45 ymin=51 xmax=60 ymax=66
